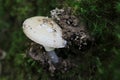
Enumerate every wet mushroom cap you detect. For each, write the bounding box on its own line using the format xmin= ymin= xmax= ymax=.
xmin=23 ymin=16 xmax=66 ymax=49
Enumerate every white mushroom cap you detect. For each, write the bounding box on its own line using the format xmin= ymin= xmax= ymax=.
xmin=23 ymin=16 xmax=66 ymax=51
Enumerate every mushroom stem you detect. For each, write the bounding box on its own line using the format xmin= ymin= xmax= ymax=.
xmin=47 ymin=50 xmax=59 ymax=63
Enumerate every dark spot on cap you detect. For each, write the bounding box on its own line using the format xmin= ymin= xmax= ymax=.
xmin=43 ymin=19 xmax=48 ymax=23
xmin=54 ymin=40 xmax=55 ymax=42
xmin=23 ymin=24 xmax=26 ymax=28
xmin=28 ymin=25 xmax=30 ymax=27
xmin=53 ymin=29 xmax=57 ymax=32
xmin=50 ymin=22 xmax=53 ymax=26
xmin=40 ymin=24 xmax=42 ymax=26
xmin=38 ymin=19 xmax=41 ymax=22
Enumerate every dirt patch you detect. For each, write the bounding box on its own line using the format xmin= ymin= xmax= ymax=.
xmin=51 ymin=8 xmax=92 ymax=51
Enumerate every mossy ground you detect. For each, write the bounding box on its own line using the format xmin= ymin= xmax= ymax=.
xmin=0 ymin=0 xmax=120 ymax=80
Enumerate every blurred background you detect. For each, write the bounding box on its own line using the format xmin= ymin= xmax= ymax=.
xmin=0 ymin=0 xmax=120 ymax=80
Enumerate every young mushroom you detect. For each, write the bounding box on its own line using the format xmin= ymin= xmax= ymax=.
xmin=22 ymin=16 xmax=67 ymax=63
xmin=0 ymin=49 xmax=6 ymax=60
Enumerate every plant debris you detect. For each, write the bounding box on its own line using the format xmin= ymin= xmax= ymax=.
xmin=50 ymin=8 xmax=92 ymax=51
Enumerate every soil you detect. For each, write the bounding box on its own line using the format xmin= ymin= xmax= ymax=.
xmin=51 ymin=8 xmax=93 ymax=51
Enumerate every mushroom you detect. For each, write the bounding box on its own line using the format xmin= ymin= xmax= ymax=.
xmin=0 ymin=49 xmax=6 ymax=75
xmin=0 ymin=49 xmax=6 ymax=60
xmin=22 ymin=16 xmax=67 ymax=63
